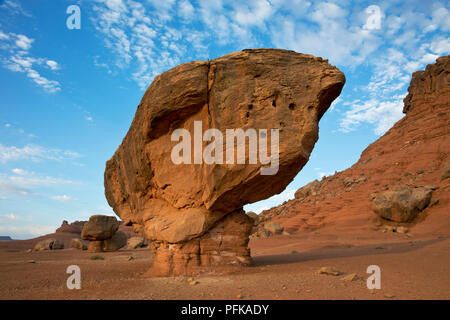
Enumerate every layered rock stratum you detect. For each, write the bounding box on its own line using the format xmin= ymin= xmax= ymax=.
xmin=104 ymin=48 xmax=345 ymax=276
xmin=257 ymin=55 xmax=449 ymax=235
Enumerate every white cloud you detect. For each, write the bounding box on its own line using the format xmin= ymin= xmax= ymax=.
xmin=0 ymin=31 xmax=61 ymax=93
xmin=11 ymin=168 xmax=28 ymax=175
xmin=0 ymin=144 xmax=81 ymax=163
xmin=49 ymin=195 xmax=75 ymax=202
xmin=178 ymin=0 xmax=195 ymax=20
xmin=0 ymin=213 xmax=20 ymax=221
xmin=0 ymin=0 xmax=32 ymax=17
xmin=15 ymin=34 xmax=33 ymax=50
xmin=340 ymin=97 xmax=405 ymax=135
xmin=46 ymin=60 xmax=59 ymax=70
xmin=0 ymin=170 xmax=77 ymax=198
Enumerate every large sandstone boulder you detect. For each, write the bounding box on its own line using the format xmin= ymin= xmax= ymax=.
xmin=33 ymin=238 xmax=64 ymax=251
xmin=372 ymin=186 xmax=433 ymax=222
xmin=104 ymin=49 xmax=345 ymax=276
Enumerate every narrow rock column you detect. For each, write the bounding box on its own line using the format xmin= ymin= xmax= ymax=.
xmin=145 ymin=210 xmax=253 ymax=277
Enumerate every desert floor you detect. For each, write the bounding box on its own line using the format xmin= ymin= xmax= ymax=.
xmin=0 ymin=228 xmax=449 ymax=300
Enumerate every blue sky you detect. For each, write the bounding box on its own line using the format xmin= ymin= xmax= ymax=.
xmin=0 ymin=0 xmax=448 ymax=239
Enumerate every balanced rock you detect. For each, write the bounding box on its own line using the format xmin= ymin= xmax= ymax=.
xmin=104 ymin=49 xmax=345 ymax=276
xmin=372 ymin=186 xmax=433 ymax=222
xmin=33 ymin=238 xmax=64 ymax=251
xmin=81 ymin=215 xmax=120 ymax=252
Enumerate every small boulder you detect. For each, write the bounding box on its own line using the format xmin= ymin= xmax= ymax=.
xmin=33 ymin=238 xmax=64 ymax=251
xmin=71 ymin=238 xmax=87 ymax=250
xmin=372 ymin=186 xmax=432 ymax=222
xmin=103 ymin=231 xmax=127 ymax=251
xmin=127 ymin=236 xmax=146 ymax=249
xmin=264 ymin=222 xmax=284 ymax=235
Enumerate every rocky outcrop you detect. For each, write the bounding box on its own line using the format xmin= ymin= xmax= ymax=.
xmin=56 ymin=220 xmax=85 ymax=234
xmin=104 ymin=49 xmax=345 ymax=276
xmin=257 ymin=55 xmax=449 ymax=234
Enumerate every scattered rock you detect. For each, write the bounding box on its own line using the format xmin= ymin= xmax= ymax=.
xmin=127 ymin=256 xmax=134 ymax=261
xmin=27 ymin=260 xmax=36 ymax=264
xmin=127 ymin=236 xmax=146 ymax=249
xmin=396 ymin=226 xmax=409 ymax=234
xmin=317 ymin=266 xmax=341 ymax=276
xmin=70 ymin=238 xmax=87 ymax=250
xmin=294 ymin=180 xmax=322 ymax=199
xmin=341 ymin=273 xmax=360 ymax=281
xmin=264 ymin=222 xmax=284 ymax=235
xmin=372 ymin=186 xmax=433 ymax=222
xmin=189 ymin=280 xmax=199 ymax=286
xmin=440 ymin=160 xmax=450 ymax=181
xmin=33 ymin=238 xmax=64 ymax=251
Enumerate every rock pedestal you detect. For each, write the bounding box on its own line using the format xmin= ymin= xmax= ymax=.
xmin=104 ymin=49 xmax=345 ymax=276
xmin=146 ymin=210 xmax=253 ymax=277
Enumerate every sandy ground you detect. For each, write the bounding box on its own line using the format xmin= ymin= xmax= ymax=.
xmin=1 ymin=227 xmax=449 ymax=300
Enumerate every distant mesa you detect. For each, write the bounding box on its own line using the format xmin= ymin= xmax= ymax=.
xmin=0 ymin=236 xmax=13 ymax=241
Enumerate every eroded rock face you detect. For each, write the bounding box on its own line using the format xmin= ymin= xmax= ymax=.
xmin=104 ymin=49 xmax=345 ymax=276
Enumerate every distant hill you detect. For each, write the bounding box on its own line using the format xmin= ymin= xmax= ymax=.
xmin=0 ymin=236 xmax=13 ymax=241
